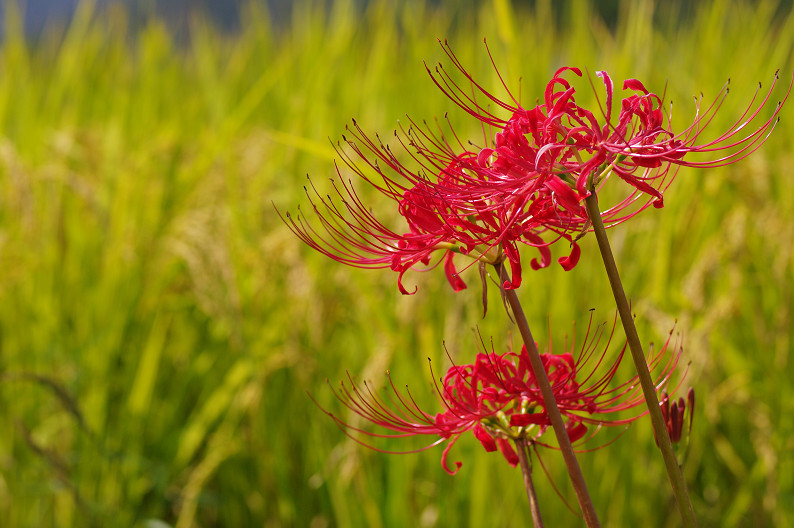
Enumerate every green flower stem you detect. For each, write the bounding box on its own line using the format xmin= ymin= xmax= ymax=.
xmin=495 ymin=262 xmax=601 ymax=528
xmin=515 ymin=438 xmax=545 ymax=528
xmin=583 ymin=191 xmax=697 ymax=528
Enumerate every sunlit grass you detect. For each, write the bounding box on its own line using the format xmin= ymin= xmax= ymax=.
xmin=0 ymin=0 xmax=792 ymax=526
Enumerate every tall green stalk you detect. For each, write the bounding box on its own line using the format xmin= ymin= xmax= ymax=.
xmin=496 ymin=263 xmax=601 ymax=528
xmin=584 ymin=191 xmax=697 ymax=527
xmin=515 ymin=439 xmax=545 ymax=528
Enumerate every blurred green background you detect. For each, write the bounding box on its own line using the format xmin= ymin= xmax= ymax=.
xmin=0 ymin=0 xmax=793 ymax=526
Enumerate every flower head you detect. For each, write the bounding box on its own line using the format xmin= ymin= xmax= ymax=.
xmin=429 ymin=41 xmax=791 ymax=235
xmin=282 ymin=41 xmax=791 ymax=293
xmin=315 ymin=314 xmax=684 ymax=474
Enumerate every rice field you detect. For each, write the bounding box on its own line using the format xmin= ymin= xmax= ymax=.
xmin=0 ymin=0 xmax=793 ymax=526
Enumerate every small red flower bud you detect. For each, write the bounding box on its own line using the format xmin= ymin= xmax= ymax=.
xmin=655 ymin=388 xmax=695 ymax=449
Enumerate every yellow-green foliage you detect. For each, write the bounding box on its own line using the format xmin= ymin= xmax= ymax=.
xmin=0 ymin=0 xmax=792 ymax=526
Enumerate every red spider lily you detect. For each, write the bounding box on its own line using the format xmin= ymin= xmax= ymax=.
xmin=281 ymin=149 xmax=499 ymax=294
xmin=314 ymin=314 xmax=684 ymax=474
xmin=281 ymin=41 xmax=791 ymax=293
xmin=430 ymin=40 xmax=791 ymax=229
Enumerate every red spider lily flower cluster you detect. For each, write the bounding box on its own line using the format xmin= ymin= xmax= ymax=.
xmin=314 ymin=315 xmax=683 ymax=474
xmin=282 ymin=42 xmax=791 ymax=294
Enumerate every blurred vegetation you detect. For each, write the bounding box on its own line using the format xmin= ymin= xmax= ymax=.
xmin=0 ymin=0 xmax=792 ymax=526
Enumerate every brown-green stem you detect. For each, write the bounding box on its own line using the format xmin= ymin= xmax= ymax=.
xmin=515 ymin=438 xmax=544 ymax=528
xmin=584 ymin=191 xmax=697 ymax=528
xmin=495 ymin=262 xmax=601 ymax=528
